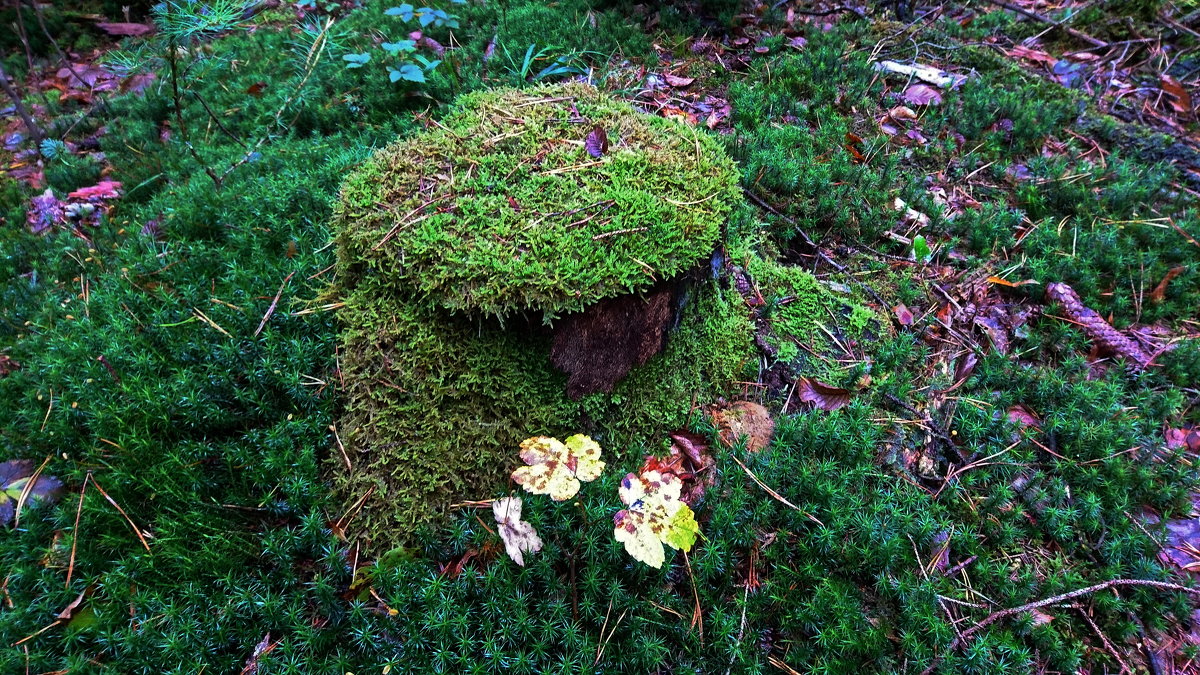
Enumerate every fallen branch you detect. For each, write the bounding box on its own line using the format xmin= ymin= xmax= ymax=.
xmin=985 ymin=0 xmax=1107 ymax=48
xmin=0 ymin=62 xmax=44 ymax=142
xmin=919 ymin=578 xmax=1200 ymax=675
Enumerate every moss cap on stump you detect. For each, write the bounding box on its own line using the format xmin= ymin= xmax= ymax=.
xmin=334 ymin=83 xmax=741 ymax=320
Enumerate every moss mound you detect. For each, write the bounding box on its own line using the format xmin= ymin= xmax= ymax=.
xmin=330 ymin=84 xmax=753 ymax=547
xmin=335 ymin=83 xmax=740 ymax=319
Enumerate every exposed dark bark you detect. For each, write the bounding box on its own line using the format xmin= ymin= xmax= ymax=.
xmin=550 ymin=281 xmax=678 ymax=399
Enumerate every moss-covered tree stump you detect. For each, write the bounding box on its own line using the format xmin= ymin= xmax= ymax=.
xmin=330 ymin=84 xmax=752 ymax=547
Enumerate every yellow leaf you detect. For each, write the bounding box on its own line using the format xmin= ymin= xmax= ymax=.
xmin=511 ymin=434 xmax=605 ymax=501
xmin=663 ymin=503 xmax=698 ymax=552
xmin=613 ymin=470 xmax=696 ymax=568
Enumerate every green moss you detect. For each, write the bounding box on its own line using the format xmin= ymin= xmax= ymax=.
xmin=747 ymin=255 xmax=885 ymax=382
xmin=330 ymin=83 xmax=751 ymax=547
xmin=334 ymin=83 xmax=740 ymax=320
xmin=332 ymin=279 xmax=755 ymax=549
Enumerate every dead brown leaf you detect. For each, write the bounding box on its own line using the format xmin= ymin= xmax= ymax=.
xmin=1150 ymin=266 xmax=1186 ymax=303
xmin=1161 ymin=75 xmax=1194 ymax=116
xmin=663 ymin=74 xmax=695 ymax=88
xmin=710 ymin=400 xmax=775 ymax=451
xmin=795 ymin=378 xmax=852 ymax=412
xmin=1007 ymin=45 xmax=1058 ymax=67
xmin=1165 ymin=425 xmax=1200 ymax=452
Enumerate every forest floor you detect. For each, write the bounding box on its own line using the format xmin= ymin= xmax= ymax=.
xmin=2 ymin=0 xmax=1200 ymax=673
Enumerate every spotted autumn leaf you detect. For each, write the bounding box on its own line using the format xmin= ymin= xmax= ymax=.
xmin=613 ymin=470 xmax=698 ymax=568
xmin=492 ymin=496 xmax=543 ymax=566
xmin=511 ymin=434 xmax=604 ymax=501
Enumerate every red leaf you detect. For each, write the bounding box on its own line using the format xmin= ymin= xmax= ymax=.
xmin=1006 ymin=405 xmax=1041 ymax=430
xmin=246 ymin=81 xmax=269 ymax=97
xmin=894 ymin=304 xmax=914 ymax=326
xmin=585 ymin=126 xmax=609 ymax=158
xmin=68 ymin=180 xmax=122 ymax=201
xmin=795 ymin=378 xmax=852 ymax=412
xmin=901 ymin=84 xmax=942 ymax=106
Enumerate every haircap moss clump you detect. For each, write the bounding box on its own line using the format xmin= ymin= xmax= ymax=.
xmin=335 ymin=83 xmax=740 ymax=320
xmin=329 ymin=84 xmax=753 ymax=548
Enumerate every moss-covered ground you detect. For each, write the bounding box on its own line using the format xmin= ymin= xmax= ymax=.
xmin=2 ymin=0 xmax=1199 ymax=672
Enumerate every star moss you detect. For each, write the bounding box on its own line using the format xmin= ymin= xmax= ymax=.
xmin=334 ymin=83 xmax=740 ymax=320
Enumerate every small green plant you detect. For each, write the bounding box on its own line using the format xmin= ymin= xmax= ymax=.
xmin=912 ymin=234 xmax=932 ymax=263
xmin=501 ymin=44 xmax=589 ymax=83
xmin=343 ymin=2 xmax=461 ymax=83
xmin=384 ymin=2 xmax=462 ymax=28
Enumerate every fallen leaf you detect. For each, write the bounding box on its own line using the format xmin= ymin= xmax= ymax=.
xmin=661 ymin=107 xmax=698 ymax=125
xmin=245 ymin=81 xmax=269 ymax=97
xmin=56 ymin=585 xmax=93 ymax=621
xmin=1006 ymin=405 xmax=1041 ymax=431
xmin=240 ymin=632 xmax=276 ymax=675
xmin=710 ymin=400 xmax=774 ymax=452
xmin=1149 ymin=266 xmax=1186 ymax=303
xmin=795 ymin=378 xmax=851 ymax=412
xmin=584 ymin=126 xmax=609 ymax=158
xmin=901 ymin=84 xmax=942 ymax=106
xmin=27 ymin=189 xmax=64 ymax=235
xmin=0 ymin=354 xmax=19 ymax=377
xmin=975 ymin=314 xmax=1010 ymax=354
xmin=894 ymin=304 xmax=914 ymax=326
xmin=492 ymin=497 xmax=543 ymax=567
xmin=68 ymin=180 xmax=122 ymax=201
xmin=1007 ymin=45 xmax=1058 ymax=67
xmin=894 ymin=197 xmax=930 ymax=227
xmin=663 ymin=74 xmax=695 ymax=88
xmin=511 ymin=434 xmax=605 ymax=501
xmin=1029 ymin=609 xmax=1055 ymax=626
xmin=613 ymin=470 xmax=697 ymax=568
xmin=1161 ymin=75 xmax=1193 ymax=116
xmin=665 ymin=431 xmax=716 ymax=505
xmin=1165 ymin=425 xmax=1200 ymax=452
xmin=986 ymin=276 xmax=1039 ymax=288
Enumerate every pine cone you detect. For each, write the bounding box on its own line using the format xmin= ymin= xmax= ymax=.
xmin=1046 ymin=282 xmax=1151 ymax=370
